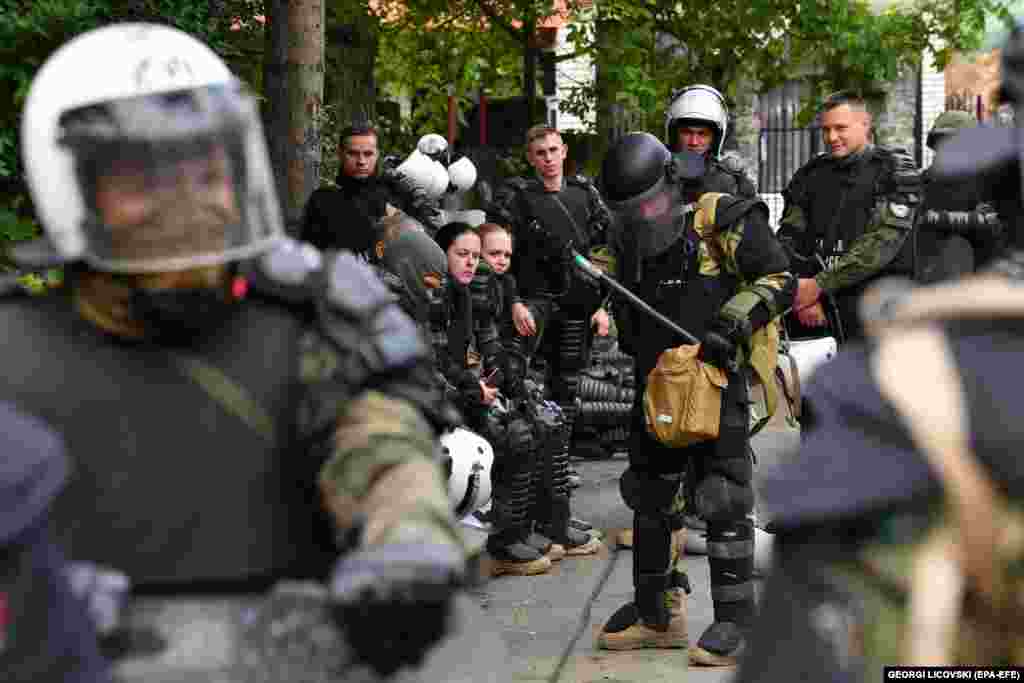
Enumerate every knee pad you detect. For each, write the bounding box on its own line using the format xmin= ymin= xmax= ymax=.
xmin=694 ymin=474 xmax=754 ymax=522
xmin=620 ymin=467 xmax=681 ymax=517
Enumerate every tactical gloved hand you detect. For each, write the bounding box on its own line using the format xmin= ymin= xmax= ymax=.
xmin=330 ymin=540 xmax=465 ymax=676
xmin=699 ymin=316 xmax=749 ymax=371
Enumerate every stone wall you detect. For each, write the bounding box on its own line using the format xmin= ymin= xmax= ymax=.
xmin=873 ymin=64 xmax=918 ymax=153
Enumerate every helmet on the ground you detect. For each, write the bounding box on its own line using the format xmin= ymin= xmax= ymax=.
xmin=21 ymin=23 xmax=283 ymax=273
xmin=927 ymin=110 xmax=976 ymax=150
xmin=665 ymin=85 xmax=729 ymax=156
xmin=440 ymin=427 xmax=494 ymax=518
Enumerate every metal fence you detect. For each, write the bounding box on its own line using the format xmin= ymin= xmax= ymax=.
xmin=757 ymin=81 xmax=821 ymax=194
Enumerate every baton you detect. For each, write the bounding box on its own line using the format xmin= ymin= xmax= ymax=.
xmin=572 ymin=252 xmax=700 ymax=345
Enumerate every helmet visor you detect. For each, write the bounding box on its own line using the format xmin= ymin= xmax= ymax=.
xmin=607 ymin=177 xmax=689 ymax=259
xmin=59 ymin=84 xmax=281 ymax=272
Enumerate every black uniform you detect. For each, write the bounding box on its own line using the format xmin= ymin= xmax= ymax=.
xmin=778 ymin=145 xmax=921 ymax=341
xmin=679 ymin=154 xmax=757 ymax=201
xmin=486 ymin=175 xmax=611 ymax=437
xmin=597 ymin=135 xmax=795 ymax=658
xmin=300 ymin=168 xmax=441 ymax=257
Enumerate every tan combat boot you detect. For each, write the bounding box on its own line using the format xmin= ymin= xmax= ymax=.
xmin=596 ymin=586 xmax=688 ymax=650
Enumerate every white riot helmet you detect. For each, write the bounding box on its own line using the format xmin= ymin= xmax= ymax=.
xmin=395 ymin=149 xmax=451 ymax=200
xmin=665 ymin=85 xmax=729 ymax=157
xmin=440 ymin=427 xmax=494 ymax=518
xmin=21 ymin=24 xmax=284 ymax=273
xmin=447 ymin=156 xmax=478 ymax=194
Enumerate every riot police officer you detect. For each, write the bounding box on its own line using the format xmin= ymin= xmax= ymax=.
xmin=7 ymin=24 xmax=468 ymax=680
xmin=664 ymin=84 xmax=757 ymax=200
xmin=486 ymin=124 xmax=610 ymax=555
xmin=779 ymin=91 xmax=922 ymax=342
xmin=735 ymin=24 xmax=1024 ymax=678
xmin=916 ymin=110 xmax=1004 ymax=283
xmin=595 ymin=132 xmax=795 ymax=664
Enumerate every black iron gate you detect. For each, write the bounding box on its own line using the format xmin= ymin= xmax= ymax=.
xmin=757 ymin=82 xmax=821 ymax=193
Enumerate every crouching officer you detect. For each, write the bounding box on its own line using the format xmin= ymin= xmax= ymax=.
xmin=595 ymin=132 xmax=795 ymax=664
xmin=8 ymin=24 xmax=468 ymax=680
xmin=735 ymin=25 xmax=1024 ymax=680
xmin=916 ymin=110 xmax=1004 ymax=283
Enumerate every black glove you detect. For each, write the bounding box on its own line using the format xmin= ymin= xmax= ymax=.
xmin=330 ymin=542 xmax=464 ymax=676
xmin=699 ymin=316 xmax=748 ymax=370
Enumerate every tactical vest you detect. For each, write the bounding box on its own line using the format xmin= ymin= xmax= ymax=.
xmin=0 ymin=294 xmax=335 ymax=586
xmin=504 ymin=176 xmax=601 ymax=307
xmin=789 ymin=147 xmax=916 ymax=277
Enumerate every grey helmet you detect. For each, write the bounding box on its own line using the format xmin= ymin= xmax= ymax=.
xmin=665 ymin=85 xmax=729 ymax=157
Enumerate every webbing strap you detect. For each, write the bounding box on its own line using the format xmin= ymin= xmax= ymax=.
xmin=173 ymin=354 xmax=277 ymax=444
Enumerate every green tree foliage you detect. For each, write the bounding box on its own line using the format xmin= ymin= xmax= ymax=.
xmin=375 ymin=8 xmax=523 ymax=144
xmin=0 ymin=0 xmax=260 ymax=254
xmin=563 ymin=0 xmax=1014 ymax=132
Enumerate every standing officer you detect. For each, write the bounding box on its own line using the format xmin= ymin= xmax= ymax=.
xmin=486 ymin=124 xmax=611 ymax=554
xmin=779 ymin=91 xmax=921 ymax=342
xmin=7 ymin=24 xmax=468 ymax=681
xmin=916 ymin=110 xmax=1004 ymax=283
xmin=665 ymin=84 xmax=757 ymax=201
xmin=594 ymin=132 xmax=795 ymax=664
xmin=735 ymin=24 xmax=1024 ymax=679
xmin=300 ymin=120 xmax=441 ymax=257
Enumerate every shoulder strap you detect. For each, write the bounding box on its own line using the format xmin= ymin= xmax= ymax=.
xmin=871 ymin=324 xmax=1006 ymax=664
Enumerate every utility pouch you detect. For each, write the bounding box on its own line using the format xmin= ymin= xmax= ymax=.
xmin=643 ymin=343 xmax=728 ymax=448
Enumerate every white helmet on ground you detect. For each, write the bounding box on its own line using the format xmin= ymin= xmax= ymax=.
xmin=21 ymin=23 xmax=284 ymax=272
xmin=665 ymin=85 xmax=729 ymax=157
xmin=440 ymin=427 xmax=494 ymax=518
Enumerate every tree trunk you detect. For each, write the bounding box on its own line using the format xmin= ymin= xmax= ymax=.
xmin=593 ymin=17 xmax=621 ymax=166
xmin=325 ymin=12 xmax=379 ymax=136
xmin=286 ymin=0 xmax=324 ymax=229
xmin=263 ymin=0 xmax=289 ymax=229
xmin=524 ymin=39 xmax=538 ymax=127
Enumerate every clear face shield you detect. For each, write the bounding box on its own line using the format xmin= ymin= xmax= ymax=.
xmin=607 ymin=175 xmax=688 ymax=260
xmin=59 ymin=84 xmax=281 ymax=273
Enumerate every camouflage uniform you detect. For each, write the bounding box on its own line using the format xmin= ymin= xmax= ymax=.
xmin=778 ymin=145 xmax=922 ymax=340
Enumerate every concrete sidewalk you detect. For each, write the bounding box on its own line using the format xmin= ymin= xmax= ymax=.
xmin=461 ymin=426 xmax=800 ymax=683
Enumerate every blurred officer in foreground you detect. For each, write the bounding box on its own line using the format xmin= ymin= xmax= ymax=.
xmin=778 ymin=91 xmax=921 ymax=342
xmin=915 ymin=110 xmax=1004 ymax=283
xmin=6 ymin=23 xmax=472 ymax=681
xmin=595 ymin=132 xmax=794 ymax=664
xmin=0 ymin=403 xmax=111 ymax=682
xmin=735 ymin=25 xmax=1024 ymax=680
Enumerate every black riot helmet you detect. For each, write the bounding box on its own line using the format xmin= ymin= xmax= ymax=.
xmin=601 ymin=132 xmax=689 ymax=259
xmin=933 ymin=21 xmax=1024 ymax=250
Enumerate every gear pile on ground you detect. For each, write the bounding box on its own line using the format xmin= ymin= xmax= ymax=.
xmin=572 ymin=336 xmax=635 ymax=460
